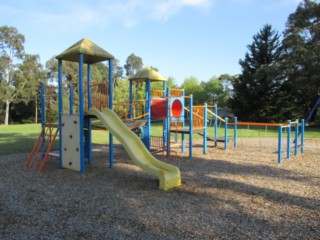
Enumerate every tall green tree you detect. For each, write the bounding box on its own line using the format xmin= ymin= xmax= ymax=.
xmin=112 ymin=58 xmax=124 ymax=87
xmin=231 ymin=24 xmax=285 ymax=121
xmin=203 ymin=76 xmax=228 ymax=107
xmin=219 ymin=74 xmax=237 ymax=100
xmin=12 ymin=54 xmax=45 ymax=123
xmin=0 ymin=26 xmax=25 ymax=125
xmin=124 ymin=53 xmax=143 ymax=77
xmin=150 ymin=76 xmax=178 ymax=93
xmin=181 ymin=76 xmax=205 ymax=105
xmin=166 ymin=76 xmax=178 ymax=89
xmin=46 ymin=58 xmax=110 ymax=85
xmin=123 ymin=54 xmax=144 ymax=100
xmin=114 ymin=78 xmax=129 ymax=103
xmin=282 ymin=0 xmax=320 ymax=121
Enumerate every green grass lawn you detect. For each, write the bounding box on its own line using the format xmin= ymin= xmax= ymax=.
xmin=1 ymin=123 xmax=319 ymax=156
xmin=0 ymin=124 xmax=111 ymax=156
xmin=0 ymin=124 xmax=40 ymax=156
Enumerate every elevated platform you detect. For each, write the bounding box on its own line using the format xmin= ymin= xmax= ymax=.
xmin=170 ymin=128 xmax=203 ymax=134
xmin=197 ymin=132 xmax=230 ymax=143
xmin=123 ymin=119 xmax=147 ymax=129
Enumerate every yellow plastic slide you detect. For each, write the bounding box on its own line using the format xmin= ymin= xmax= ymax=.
xmin=87 ymin=108 xmax=181 ymax=190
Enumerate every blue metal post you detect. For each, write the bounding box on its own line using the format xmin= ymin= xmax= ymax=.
xmin=278 ymin=125 xmax=282 ymax=164
xmin=40 ymin=82 xmax=46 ymax=160
xmin=167 ymin=87 xmax=176 ymax=143
xmin=163 ymin=81 xmax=166 ymax=96
xmin=166 ymin=87 xmax=170 ymax=157
xmin=40 ymin=82 xmax=45 ymax=128
xmin=234 ymin=117 xmax=237 ymax=149
xmin=301 ymin=119 xmax=305 ymax=153
xmin=86 ymin=64 xmax=92 ymax=164
xmin=181 ymin=89 xmax=185 ymax=152
xmin=78 ymin=54 xmax=85 ymax=174
xmin=87 ymin=64 xmax=92 ymax=109
xmin=189 ymin=95 xmax=193 ymax=158
xmin=163 ymin=88 xmax=168 ymax=155
xmin=108 ymin=59 xmax=114 ymax=168
xmin=203 ymin=103 xmax=207 ymax=154
xmin=287 ymin=120 xmax=291 ymax=159
xmin=294 ymin=120 xmax=299 ymax=156
xmin=129 ymin=80 xmax=133 ymax=120
xmin=214 ymin=104 xmax=218 ymax=140
xmin=146 ymin=79 xmax=151 ymax=150
xmin=69 ymin=84 xmax=74 ymax=115
xmin=224 ymin=118 xmax=228 ymax=150
xmin=58 ymin=59 xmax=63 ymax=169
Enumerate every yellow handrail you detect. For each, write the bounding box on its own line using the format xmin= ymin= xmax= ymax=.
xmin=207 ymin=109 xmax=225 ymax=122
xmin=184 ymin=107 xmax=204 ymax=120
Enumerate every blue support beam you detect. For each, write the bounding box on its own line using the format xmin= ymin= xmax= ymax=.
xmin=189 ymin=95 xmax=193 ymax=158
xmin=78 ymin=54 xmax=85 ymax=174
xmin=108 ymin=59 xmax=114 ymax=168
xmin=86 ymin=64 xmax=92 ymax=164
xmin=40 ymin=82 xmax=45 ymax=128
xmin=278 ymin=125 xmax=283 ymax=164
xmin=40 ymin=82 xmax=46 ymax=160
xmin=203 ymin=103 xmax=207 ymax=154
xmin=181 ymin=89 xmax=185 ymax=153
xmin=58 ymin=59 xmax=63 ymax=169
xmin=301 ymin=119 xmax=305 ymax=153
xmin=287 ymin=120 xmax=291 ymax=159
xmin=129 ymin=80 xmax=133 ymax=120
xmin=224 ymin=118 xmax=228 ymax=150
xmin=234 ymin=117 xmax=237 ymax=149
xmin=163 ymin=81 xmax=166 ymax=95
xmin=294 ymin=120 xmax=299 ymax=156
xmin=165 ymin=87 xmax=170 ymax=157
xmin=214 ymin=104 xmax=218 ymax=141
xmin=87 ymin=64 xmax=92 ymax=109
xmin=146 ymin=79 xmax=151 ymax=150
xmin=69 ymin=84 xmax=74 ymax=115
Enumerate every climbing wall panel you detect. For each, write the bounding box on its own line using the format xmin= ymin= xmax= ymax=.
xmin=61 ymin=115 xmax=81 ymax=171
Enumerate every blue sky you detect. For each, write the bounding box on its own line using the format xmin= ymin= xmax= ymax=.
xmin=1 ymin=0 xmax=302 ymax=85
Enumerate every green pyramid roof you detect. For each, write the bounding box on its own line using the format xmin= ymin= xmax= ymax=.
xmin=129 ymin=66 xmax=167 ymax=82
xmin=56 ymin=38 xmax=114 ymax=64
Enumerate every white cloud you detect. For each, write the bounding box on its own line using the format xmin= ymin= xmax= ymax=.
xmin=227 ymin=0 xmax=255 ymax=5
xmin=227 ymin=0 xmax=302 ymax=7
xmin=181 ymin=0 xmax=211 ymax=6
xmin=151 ymin=0 xmax=213 ymax=21
xmin=0 ymin=0 xmax=215 ymax=31
xmin=73 ymin=0 xmax=215 ymax=27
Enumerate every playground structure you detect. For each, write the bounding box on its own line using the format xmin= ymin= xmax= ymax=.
xmin=24 ymin=39 xmax=190 ymax=190
xmin=25 ymin=38 xmax=307 ymax=190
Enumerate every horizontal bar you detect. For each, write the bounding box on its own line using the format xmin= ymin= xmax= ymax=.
xmin=228 ymin=122 xmax=281 ymax=127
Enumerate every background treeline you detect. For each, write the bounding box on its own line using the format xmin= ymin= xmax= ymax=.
xmin=0 ymin=0 xmax=319 ymax=125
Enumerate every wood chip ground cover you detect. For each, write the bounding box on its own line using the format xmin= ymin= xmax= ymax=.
xmin=0 ymin=138 xmax=319 ymax=239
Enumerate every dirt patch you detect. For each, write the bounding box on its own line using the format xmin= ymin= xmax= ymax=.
xmin=1 ymin=138 xmax=319 ymax=239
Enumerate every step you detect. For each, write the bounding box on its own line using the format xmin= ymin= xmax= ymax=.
xmin=48 ymin=152 xmax=60 ymax=158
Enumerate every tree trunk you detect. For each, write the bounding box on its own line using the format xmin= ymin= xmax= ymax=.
xmin=5 ymin=99 xmax=10 ymax=125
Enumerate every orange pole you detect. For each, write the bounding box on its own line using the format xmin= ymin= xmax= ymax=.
xmin=228 ymin=122 xmax=281 ymax=127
